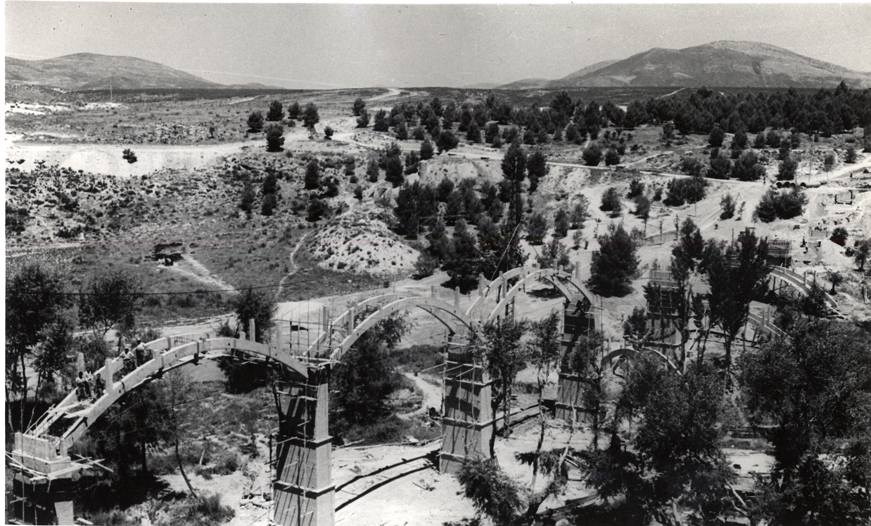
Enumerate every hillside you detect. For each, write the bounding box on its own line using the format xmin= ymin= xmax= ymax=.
xmin=540 ymin=41 xmax=871 ymax=89
xmin=5 ymin=53 xmax=221 ymax=90
xmin=545 ymin=59 xmax=620 ymax=87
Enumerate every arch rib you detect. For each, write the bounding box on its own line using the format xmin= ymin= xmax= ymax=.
xmin=601 ymin=348 xmax=681 ymax=374
xmin=29 ymin=337 xmax=307 ymax=457
xmin=330 ymin=297 xmax=473 ymax=362
xmin=484 ymin=267 xmax=597 ymax=324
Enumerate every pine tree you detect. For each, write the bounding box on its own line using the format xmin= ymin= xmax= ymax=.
xmin=588 ymin=224 xmax=639 ymax=297
xmin=304 ymin=159 xmax=320 ymax=190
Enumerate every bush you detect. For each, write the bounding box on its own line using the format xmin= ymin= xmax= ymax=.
xmin=265 ymin=124 xmax=284 ymax=152
xmin=778 ymin=156 xmax=798 ymax=181
xmin=260 ymin=193 xmax=277 ymax=216
xmin=664 ymin=175 xmax=707 ymax=206
xmin=845 ymin=146 xmax=857 ymax=163
xmin=604 ymin=148 xmax=621 ymax=166
xmin=526 ymin=211 xmax=548 ymax=244
xmin=307 ymin=198 xmax=329 ymax=222
xmin=680 ymin=156 xmax=705 ymax=176
xmin=247 ymin=111 xmax=264 ymax=132
xmin=582 ymin=143 xmax=603 ymax=166
xmin=830 ymin=227 xmax=848 ymax=246
xmin=731 ymin=150 xmax=765 ymax=181
xmin=720 ymin=193 xmax=736 ymax=219
xmin=628 ymin=179 xmax=645 ymax=198
xmin=413 ymin=252 xmax=438 ymax=279
xmin=600 ymin=187 xmax=622 ymax=215
xmin=755 ymin=187 xmax=808 ymax=222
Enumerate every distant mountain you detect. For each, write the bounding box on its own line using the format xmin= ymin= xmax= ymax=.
xmin=224 ymin=82 xmax=282 ymax=90
xmin=499 ymin=78 xmax=551 ymax=90
xmin=521 ymin=41 xmax=871 ymax=89
xmin=6 ymin=53 xmax=221 ymax=90
xmin=463 ymin=82 xmax=502 ymax=90
xmin=548 ymin=59 xmax=620 ymax=87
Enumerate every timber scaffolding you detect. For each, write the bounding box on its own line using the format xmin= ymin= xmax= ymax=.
xmin=555 ymin=292 xmax=598 ymax=424
xmin=439 ymin=335 xmax=494 ymax=474
xmin=645 ymin=270 xmax=684 ymax=342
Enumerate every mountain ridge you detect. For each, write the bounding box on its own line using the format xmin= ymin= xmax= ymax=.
xmin=510 ymin=40 xmax=871 ymax=89
xmin=7 ymin=53 xmax=236 ymax=90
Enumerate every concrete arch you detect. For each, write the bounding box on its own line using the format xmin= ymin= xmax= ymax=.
xmin=769 ymin=266 xmax=838 ymax=310
xmin=329 ymin=296 xmax=474 ymax=361
xmin=27 ymin=334 xmax=308 ymax=459
xmin=482 ymin=267 xmax=597 ymax=324
xmin=601 ymin=348 xmax=682 ymax=374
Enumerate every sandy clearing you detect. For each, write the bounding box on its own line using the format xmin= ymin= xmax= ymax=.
xmin=5 ymin=138 xmax=257 ymax=177
xmin=5 ymin=102 xmax=73 ymax=115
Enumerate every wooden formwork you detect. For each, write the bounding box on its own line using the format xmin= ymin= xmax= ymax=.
xmin=272 ymin=364 xmax=335 ymax=526
xmin=439 ymin=346 xmax=494 ymax=474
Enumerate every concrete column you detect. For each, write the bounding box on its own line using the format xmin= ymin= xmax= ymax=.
xmin=249 ymin=319 xmax=256 ymax=342
xmin=273 ymin=365 xmax=334 ymax=526
xmin=104 ymin=358 xmax=115 ymax=395
xmin=454 ymin=286 xmax=461 ymax=309
xmin=440 ymin=348 xmax=494 ymax=474
xmin=556 ymin=294 xmax=595 ymax=424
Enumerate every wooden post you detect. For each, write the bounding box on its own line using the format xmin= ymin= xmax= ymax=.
xmin=249 ymin=319 xmax=256 ymax=342
xmin=454 ymin=286 xmax=461 ymax=309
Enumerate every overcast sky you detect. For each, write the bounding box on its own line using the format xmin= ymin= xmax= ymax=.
xmin=5 ymin=2 xmax=871 ymax=89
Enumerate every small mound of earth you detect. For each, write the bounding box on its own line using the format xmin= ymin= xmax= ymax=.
xmin=305 ymin=206 xmax=419 ymax=276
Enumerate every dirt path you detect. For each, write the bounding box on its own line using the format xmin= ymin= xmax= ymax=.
xmin=365 ymin=88 xmax=402 ymax=102
xmin=399 ymin=373 xmax=442 ymax=420
xmin=273 ymin=231 xmax=311 ymax=302
xmin=164 ymin=254 xmax=237 ymax=293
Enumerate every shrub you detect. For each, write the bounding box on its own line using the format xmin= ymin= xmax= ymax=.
xmin=247 ymin=111 xmax=264 ymax=132
xmin=628 ymin=179 xmax=645 ymax=198
xmin=413 ymin=252 xmax=438 ymax=279
xmin=720 ymin=193 xmax=736 ymax=219
xmin=830 ymin=227 xmax=848 ymax=246
xmin=664 ymin=175 xmax=707 ymax=206
xmin=582 ymin=143 xmax=603 ymax=166
xmin=680 ymin=156 xmax=704 ymax=176
xmin=307 ymin=198 xmax=329 ymax=222
xmin=261 ymin=193 xmax=277 ymax=216
xmin=526 ymin=211 xmax=548 ymax=244
xmin=777 ymin=156 xmax=798 ymax=181
xmin=265 ymin=124 xmax=284 ymax=152
xmin=755 ymin=187 xmax=808 ymax=222
xmin=600 ymin=187 xmax=622 ymax=216
xmin=731 ymin=150 xmax=765 ymax=181
xmin=845 ymin=146 xmax=857 ymax=163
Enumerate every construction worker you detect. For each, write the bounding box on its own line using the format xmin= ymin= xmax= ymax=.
xmin=133 ymin=338 xmax=147 ymax=366
xmin=93 ymin=373 xmax=106 ymax=400
xmin=75 ymin=372 xmax=91 ymax=402
xmin=121 ymin=346 xmax=135 ymax=373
